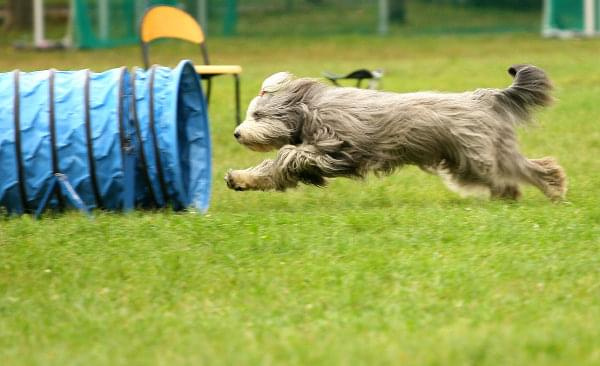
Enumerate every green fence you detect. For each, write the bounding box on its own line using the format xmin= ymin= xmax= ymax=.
xmin=543 ymin=0 xmax=600 ymax=36
xmin=73 ymin=0 xmax=180 ymax=48
xmin=67 ymin=0 xmax=544 ymax=49
xmin=193 ymin=0 xmax=542 ymax=37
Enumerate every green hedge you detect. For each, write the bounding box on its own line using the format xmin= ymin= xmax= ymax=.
xmin=421 ymin=0 xmax=542 ymax=10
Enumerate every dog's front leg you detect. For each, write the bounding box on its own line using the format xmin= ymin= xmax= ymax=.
xmin=225 ymin=144 xmax=339 ymax=191
xmin=225 ymin=159 xmax=276 ymax=191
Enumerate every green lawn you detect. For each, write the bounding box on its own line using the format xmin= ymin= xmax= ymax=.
xmin=1 ymin=34 xmax=600 ymax=365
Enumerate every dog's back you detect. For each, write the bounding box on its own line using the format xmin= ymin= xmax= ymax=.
xmin=306 ymin=64 xmax=552 ymax=127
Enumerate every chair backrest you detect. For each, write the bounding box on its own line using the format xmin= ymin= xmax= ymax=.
xmin=140 ymin=6 xmax=209 ymax=68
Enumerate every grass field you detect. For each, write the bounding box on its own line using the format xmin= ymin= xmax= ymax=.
xmin=1 ymin=33 xmax=600 ymax=365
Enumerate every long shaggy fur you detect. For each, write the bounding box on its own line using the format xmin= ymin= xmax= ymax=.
xmin=226 ymin=65 xmax=567 ymax=201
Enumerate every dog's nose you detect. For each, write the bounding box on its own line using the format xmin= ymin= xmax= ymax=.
xmin=233 ymin=131 xmax=241 ymax=139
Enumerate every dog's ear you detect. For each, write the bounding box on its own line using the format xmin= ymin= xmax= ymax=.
xmin=260 ymin=72 xmax=294 ymax=95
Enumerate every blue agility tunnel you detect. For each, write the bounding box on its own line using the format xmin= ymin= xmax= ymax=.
xmin=0 ymin=60 xmax=211 ymax=216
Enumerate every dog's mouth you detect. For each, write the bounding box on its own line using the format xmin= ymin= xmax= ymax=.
xmin=234 ymin=122 xmax=292 ymax=152
xmin=240 ymin=142 xmax=278 ymax=152
xmin=236 ymin=134 xmax=285 ymax=152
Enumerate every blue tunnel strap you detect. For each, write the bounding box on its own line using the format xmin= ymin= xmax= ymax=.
xmin=117 ymin=67 xmax=135 ymax=212
xmin=84 ymin=70 xmax=103 ymax=208
xmin=148 ymin=65 xmax=169 ymax=206
xmin=13 ymin=70 xmax=28 ymax=213
xmin=48 ymin=69 xmax=65 ymax=208
xmin=35 ymin=173 xmax=91 ymax=219
xmin=131 ymin=67 xmax=158 ymax=208
xmin=122 ymin=148 xmax=136 ymax=211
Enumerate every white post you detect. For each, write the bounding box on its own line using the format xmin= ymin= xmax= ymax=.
xmin=584 ymin=0 xmax=595 ymax=36
xmin=33 ymin=0 xmax=45 ymax=47
xmin=541 ymin=0 xmax=551 ymax=36
xmin=62 ymin=0 xmax=74 ymax=47
xmin=378 ymin=0 xmax=389 ymax=36
xmin=98 ymin=0 xmax=109 ymax=40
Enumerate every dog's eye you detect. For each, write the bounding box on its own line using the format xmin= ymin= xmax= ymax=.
xmin=252 ymin=112 xmax=261 ymax=120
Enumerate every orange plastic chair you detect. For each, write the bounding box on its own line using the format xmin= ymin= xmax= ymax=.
xmin=140 ymin=6 xmax=242 ymax=124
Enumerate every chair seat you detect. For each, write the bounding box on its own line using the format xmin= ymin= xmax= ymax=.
xmin=195 ymin=65 xmax=242 ymax=76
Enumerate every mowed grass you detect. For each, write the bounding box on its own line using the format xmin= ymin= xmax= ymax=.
xmin=1 ymin=34 xmax=600 ymax=365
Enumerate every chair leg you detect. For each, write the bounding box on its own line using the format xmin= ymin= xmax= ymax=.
xmin=234 ymin=74 xmax=241 ymax=125
xmin=205 ymin=78 xmax=212 ymax=107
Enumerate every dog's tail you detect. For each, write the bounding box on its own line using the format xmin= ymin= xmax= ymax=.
xmin=497 ymin=64 xmax=553 ymax=123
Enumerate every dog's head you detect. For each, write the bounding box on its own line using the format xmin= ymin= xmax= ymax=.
xmin=233 ymin=72 xmax=314 ymax=152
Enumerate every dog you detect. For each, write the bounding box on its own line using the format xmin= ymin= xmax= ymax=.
xmin=225 ymin=65 xmax=566 ymax=201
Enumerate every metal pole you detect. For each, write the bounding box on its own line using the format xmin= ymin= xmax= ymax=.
xmin=223 ymin=0 xmax=238 ymax=36
xmin=135 ymin=0 xmax=145 ymax=26
xmin=378 ymin=0 xmax=389 ymax=36
xmin=33 ymin=0 xmax=45 ymax=47
xmin=98 ymin=0 xmax=109 ymax=40
xmin=197 ymin=0 xmax=208 ymax=34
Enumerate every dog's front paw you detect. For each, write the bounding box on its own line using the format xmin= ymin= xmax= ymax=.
xmin=225 ymin=170 xmax=251 ymax=191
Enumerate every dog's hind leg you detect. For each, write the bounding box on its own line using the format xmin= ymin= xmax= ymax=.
xmin=490 ymin=184 xmax=522 ymax=200
xmin=431 ymin=160 xmax=497 ymax=198
xmin=517 ymin=157 xmax=567 ymax=201
xmin=433 ymin=167 xmax=489 ymax=198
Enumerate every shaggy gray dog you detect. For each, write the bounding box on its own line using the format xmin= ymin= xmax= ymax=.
xmin=225 ymin=65 xmax=566 ymax=201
